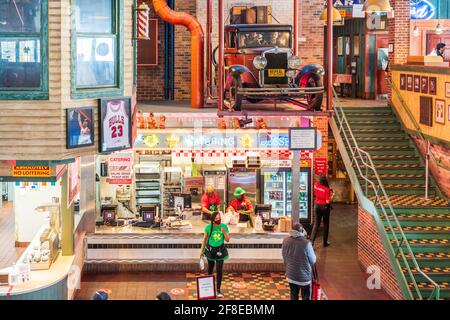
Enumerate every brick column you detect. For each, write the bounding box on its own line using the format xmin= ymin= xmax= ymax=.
xmin=387 ymin=0 xmax=410 ymax=100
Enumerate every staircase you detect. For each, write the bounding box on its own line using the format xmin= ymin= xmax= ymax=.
xmin=332 ymin=105 xmax=450 ymax=300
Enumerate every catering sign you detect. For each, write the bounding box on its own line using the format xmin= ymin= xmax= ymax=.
xmin=108 ymin=154 xmax=133 ymax=185
xmin=12 ymin=166 xmax=51 ymax=177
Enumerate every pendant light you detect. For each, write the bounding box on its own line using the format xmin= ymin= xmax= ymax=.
xmin=362 ymin=0 xmax=393 ymax=13
xmin=435 ymin=1 xmax=443 ymax=35
xmin=319 ymin=5 xmax=343 ymax=23
xmin=413 ymin=26 xmax=420 ymax=37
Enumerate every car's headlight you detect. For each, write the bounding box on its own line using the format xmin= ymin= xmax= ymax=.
xmin=286 ymin=70 xmax=296 ymax=78
xmin=253 ymin=56 xmax=267 ymax=70
xmin=288 ymin=56 xmax=302 ymax=70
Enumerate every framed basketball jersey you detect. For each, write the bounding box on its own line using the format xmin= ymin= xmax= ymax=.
xmin=99 ymin=97 xmax=133 ymax=153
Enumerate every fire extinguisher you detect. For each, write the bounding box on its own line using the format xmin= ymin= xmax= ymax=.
xmin=136 ymin=2 xmax=150 ymax=39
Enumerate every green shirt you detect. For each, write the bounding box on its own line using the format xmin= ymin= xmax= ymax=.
xmin=205 ymin=223 xmax=229 ymax=247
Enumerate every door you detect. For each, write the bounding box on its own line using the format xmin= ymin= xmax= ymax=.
xmin=285 ymin=169 xmax=311 ymax=221
xmin=427 ymin=33 xmax=450 ymax=61
xmin=375 ymin=35 xmax=389 ymax=97
xmin=262 ymin=169 xmax=286 ymax=218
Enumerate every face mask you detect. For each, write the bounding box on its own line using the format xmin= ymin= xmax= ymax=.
xmin=214 ymin=219 xmax=221 ymax=225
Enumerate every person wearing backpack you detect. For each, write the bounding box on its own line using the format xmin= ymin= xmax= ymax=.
xmin=199 ymin=211 xmax=230 ymax=298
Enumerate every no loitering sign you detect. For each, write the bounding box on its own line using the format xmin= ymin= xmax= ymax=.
xmin=12 ymin=166 xmax=51 ymax=177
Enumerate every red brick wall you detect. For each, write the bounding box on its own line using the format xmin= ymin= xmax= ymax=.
xmin=299 ymin=0 xmax=324 ymax=65
xmin=412 ymin=137 xmax=450 ymax=198
xmin=137 ymin=2 xmax=166 ymax=101
xmin=358 ymin=206 xmax=404 ymax=300
xmin=388 ymin=0 xmax=410 ymax=99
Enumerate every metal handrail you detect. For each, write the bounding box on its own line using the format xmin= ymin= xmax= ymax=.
xmin=332 ymin=89 xmax=440 ymax=300
xmin=388 ymin=77 xmax=450 ymax=172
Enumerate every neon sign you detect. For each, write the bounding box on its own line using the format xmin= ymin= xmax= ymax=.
xmin=258 ymin=134 xmax=289 ymax=149
xmin=411 ymin=0 xmax=435 ymax=20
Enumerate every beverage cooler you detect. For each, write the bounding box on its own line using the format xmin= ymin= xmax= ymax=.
xmin=227 ymin=168 xmax=258 ymax=208
xmin=261 ymin=168 xmax=311 ymax=221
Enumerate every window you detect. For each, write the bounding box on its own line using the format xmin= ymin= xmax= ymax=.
xmin=0 ymin=0 xmax=48 ymax=99
xmin=72 ymin=0 xmax=123 ymax=98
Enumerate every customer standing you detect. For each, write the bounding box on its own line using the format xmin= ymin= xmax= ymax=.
xmin=200 ymin=212 xmax=230 ymax=298
xmin=310 ymin=175 xmax=334 ymax=247
xmin=282 ymin=223 xmax=316 ymax=300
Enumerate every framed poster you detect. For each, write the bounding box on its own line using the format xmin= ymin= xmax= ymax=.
xmin=337 ymin=37 xmax=343 ymax=56
xmin=435 ymin=99 xmax=445 ymax=124
xmin=419 ymin=96 xmax=433 ymax=127
xmin=400 ymin=74 xmax=406 ymax=90
xmin=99 ymin=97 xmax=133 ymax=153
xmin=414 ymin=75 xmax=421 ymax=92
xmin=429 ymin=77 xmax=437 ymax=95
xmin=68 ymin=157 xmax=81 ymax=207
xmin=354 ymin=35 xmax=360 ymax=56
xmin=446 ymin=82 xmax=450 ymax=98
xmin=66 ymin=107 xmax=94 ymax=149
xmin=421 ymin=76 xmax=429 ymax=94
xmin=407 ymin=75 xmax=413 ymax=91
xmin=196 ymin=275 xmax=216 ymax=300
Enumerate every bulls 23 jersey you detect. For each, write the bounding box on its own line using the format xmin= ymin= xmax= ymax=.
xmin=102 ymin=101 xmax=130 ymax=150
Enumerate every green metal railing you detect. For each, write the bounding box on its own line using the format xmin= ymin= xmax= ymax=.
xmin=389 ymin=77 xmax=450 ymax=172
xmin=332 ymin=89 xmax=440 ymax=300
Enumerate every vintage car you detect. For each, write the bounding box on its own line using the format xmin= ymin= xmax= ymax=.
xmin=214 ymin=24 xmax=325 ymax=111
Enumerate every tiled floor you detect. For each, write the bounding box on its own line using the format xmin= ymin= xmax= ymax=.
xmin=75 ymin=204 xmax=391 ymax=300
xmin=0 ymin=201 xmax=25 ymax=269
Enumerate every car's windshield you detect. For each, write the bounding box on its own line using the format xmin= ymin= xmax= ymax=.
xmin=238 ymin=31 xmax=291 ymax=49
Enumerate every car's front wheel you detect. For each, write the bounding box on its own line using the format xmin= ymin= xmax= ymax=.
xmin=298 ymin=73 xmax=324 ymax=111
xmin=224 ymin=76 xmax=243 ymax=111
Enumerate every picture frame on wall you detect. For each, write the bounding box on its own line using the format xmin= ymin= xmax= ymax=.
xmin=435 ymin=99 xmax=445 ymax=125
xmin=421 ymin=76 xmax=429 ymax=94
xmin=99 ymin=97 xmax=133 ymax=153
xmin=414 ymin=75 xmax=421 ymax=92
xmin=429 ymin=77 xmax=437 ymax=95
xmin=337 ymin=37 xmax=343 ymax=56
xmin=407 ymin=75 xmax=413 ymax=91
xmin=446 ymin=82 xmax=450 ymax=98
xmin=66 ymin=107 xmax=95 ymax=149
xmin=419 ymin=96 xmax=433 ymax=127
xmin=400 ymin=74 xmax=406 ymax=90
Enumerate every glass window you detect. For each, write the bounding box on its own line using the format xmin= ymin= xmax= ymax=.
xmin=73 ymin=0 xmax=119 ymax=91
xmin=0 ymin=0 xmax=47 ymax=96
xmin=238 ymin=31 xmax=291 ymax=49
xmin=75 ymin=0 xmax=112 ymax=33
xmin=0 ymin=0 xmax=41 ymax=33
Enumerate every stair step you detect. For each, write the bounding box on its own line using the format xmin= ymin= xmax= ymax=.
xmin=406 ymin=252 xmax=450 ymax=260
xmin=390 ymin=235 xmax=450 ymax=242
xmin=345 ymin=115 xmax=396 ymax=121
xmin=367 ymin=185 xmax=434 ymax=195
xmin=359 ymin=175 xmax=426 ymax=184
xmin=342 ymin=107 xmax=392 ymax=114
xmin=350 ymin=131 xmax=406 ymax=138
xmin=410 ymin=282 xmax=450 ymax=299
xmin=372 ymin=195 xmax=450 ymax=208
xmin=386 ymin=225 xmax=450 ymax=232
xmin=403 ymin=268 xmax=450 ymax=283
xmin=385 ymin=213 xmax=450 ymax=221
xmin=347 ymin=146 xmax=417 ymax=156
xmin=350 ymin=138 xmax=411 ymax=147
xmin=346 ymin=122 xmax=400 ymax=130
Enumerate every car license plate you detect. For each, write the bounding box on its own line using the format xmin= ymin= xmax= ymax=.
xmin=268 ymin=69 xmax=285 ymax=77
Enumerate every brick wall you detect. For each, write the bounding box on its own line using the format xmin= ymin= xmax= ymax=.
xmin=137 ymin=0 xmax=325 ymax=102
xmin=358 ymin=206 xmax=404 ymax=300
xmin=387 ymin=0 xmax=410 ymax=99
xmin=412 ymin=137 xmax=450 ymax=198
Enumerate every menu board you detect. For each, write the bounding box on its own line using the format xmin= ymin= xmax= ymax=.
xmin=289 ymin=128 xmax=317 ymax=151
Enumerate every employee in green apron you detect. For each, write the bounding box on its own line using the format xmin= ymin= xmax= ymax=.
xmin=201 ymin=185 xmax=221 ymax=220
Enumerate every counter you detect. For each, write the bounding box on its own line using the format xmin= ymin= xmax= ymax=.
xmin=0 ymin=226 xmax=75 ymax=300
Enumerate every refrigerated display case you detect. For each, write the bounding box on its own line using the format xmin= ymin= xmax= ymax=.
xmin=261 ymin=168 xmax=311 ymax=221
xmin=227 ymin=168 xmax=257 ymax=208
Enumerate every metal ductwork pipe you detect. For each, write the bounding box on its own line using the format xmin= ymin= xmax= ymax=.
xmin=152 ymin=0 xmax=205 ymax=108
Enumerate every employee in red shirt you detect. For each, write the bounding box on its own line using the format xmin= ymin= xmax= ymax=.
xmin=201 ymin=185 xmax=221 ymax=220
xmin=310 ymin=175 xmax=334 ymax=247
xmin=227 ymin=187 xmax=253 ymax=222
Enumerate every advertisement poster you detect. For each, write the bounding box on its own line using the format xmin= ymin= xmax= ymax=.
xmin=99 ymin=97 xmax=133 ymax=153
xmin=108 ymin=153 xmax=133 ymax=185
xmin=66 ymin=107 xmax=94 ymax=149
xmin=68 ymin=158 xmax=81 ymax=207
